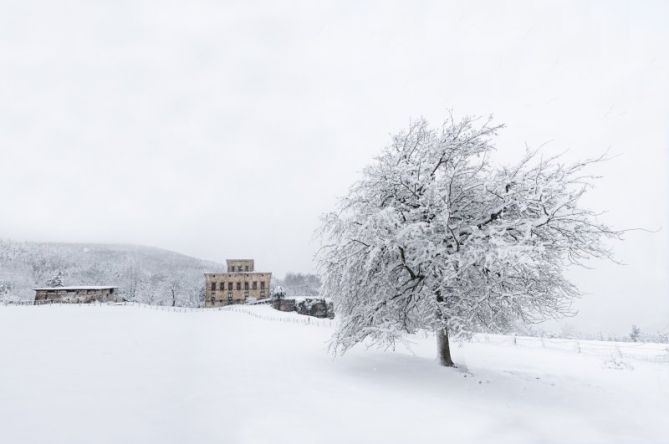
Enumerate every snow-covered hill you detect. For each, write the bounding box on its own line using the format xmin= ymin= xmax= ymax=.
xmin=0 ymin=240 xmax=224 ymax=305
xmin=0 ymin=304 xmax=667 ymax=444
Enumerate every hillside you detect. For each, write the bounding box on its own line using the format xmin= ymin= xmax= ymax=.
xmin=0 ymin=304 xmax=667 ymax=444
xmin=0 ymin=239 xmax=224 ymax=305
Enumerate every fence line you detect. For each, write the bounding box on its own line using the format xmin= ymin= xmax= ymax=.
xmin=474 ymin=333 xmax=669 ymax=363
xmin=2 ymin=301 xmax=666 ymax=361
xmin=0 ymin=299 xmax=336 ymax=328
xmin=222 ymin=305 xmax=335 ymax=329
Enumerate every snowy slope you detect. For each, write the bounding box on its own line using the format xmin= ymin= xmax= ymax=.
xmin=0 ymin=304 xmax=667 ymax=444
xmin=0 ymin=240 xmax=223 ymax=304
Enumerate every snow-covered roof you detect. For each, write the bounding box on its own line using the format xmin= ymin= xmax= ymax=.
xmin=204 ymin=272 xmax=270 ymax=275
xmin=33 ymin=286 xmax=118 ymax=291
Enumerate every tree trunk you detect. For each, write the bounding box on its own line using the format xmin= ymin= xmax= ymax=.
xmin=437 ymin=327 xmax=455 ymax=367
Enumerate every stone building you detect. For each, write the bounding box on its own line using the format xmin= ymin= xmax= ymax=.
xmin=34 ymin=286 xmax=120 ymax=304
xmin=204 ymin=259 xmax=271 ymax=307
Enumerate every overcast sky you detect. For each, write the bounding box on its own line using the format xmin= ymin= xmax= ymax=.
xmin=1 ymin=0 xmax=667 ymax=334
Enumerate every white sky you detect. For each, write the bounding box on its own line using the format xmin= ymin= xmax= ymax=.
xmin=1 ymin=0 xmax=667 ymax=334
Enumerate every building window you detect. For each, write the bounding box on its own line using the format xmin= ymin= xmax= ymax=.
xmin=211 ymin=282 xmax=216 ymax=291
xmin=252 ymin=281 xmax=257 ymax=290
xmin=260 ymin=282 xmax=265 ymax=290
xmin=245 ymin=265 xmax=249 ymax=272
xmin=236 ymin=282 xmax=241 ymax=290
xmin=244 ymin=282 xmax=249 ymax=290
xmin=219 ymin=282 xmax=225 ymax=291
xmin=228 ymin=282 xmax=233 ymax=291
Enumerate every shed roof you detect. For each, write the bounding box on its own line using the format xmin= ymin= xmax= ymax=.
xmin=204 ymin=272 xmax=270 ymax=276
xmin=33 ymin=286 xmax=118 ymax=291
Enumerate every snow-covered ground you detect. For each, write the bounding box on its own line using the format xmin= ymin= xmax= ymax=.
xmin=0 ymin=304 xmax=667 ymax=444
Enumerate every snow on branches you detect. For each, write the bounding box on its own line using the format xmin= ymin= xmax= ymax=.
xmin=317 ymin=115 xmax=620 ymax=365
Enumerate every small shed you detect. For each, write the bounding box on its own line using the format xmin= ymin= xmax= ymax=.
xmin=33 ymin=286 xmax=120 ymax=304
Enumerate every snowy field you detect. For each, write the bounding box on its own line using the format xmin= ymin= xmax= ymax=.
xmin=1 ymin=305 xmax=667 ymax=444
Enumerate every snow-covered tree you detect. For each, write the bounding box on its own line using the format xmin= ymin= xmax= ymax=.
xmin=0 ymin=280 xmax=12 ymax=297
xmin=272 ymin=286 xmax=286 ymax=300
xmin=629 ymin=325 xmax=641 ymax=342
xmin=168 ymin=278 xmax=181 ymax=307
xmin=317 ymin=115 xmax=620 ymax=366
xmin=45 ymin=272 xmax=64 ymax=288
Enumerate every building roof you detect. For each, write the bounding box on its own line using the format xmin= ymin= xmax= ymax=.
xmin=204 ymin=272 xmax=270 ymax=276
xmin=33 ymin=286 xmax=118 ymax=291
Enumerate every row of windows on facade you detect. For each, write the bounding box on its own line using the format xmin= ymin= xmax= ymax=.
xmin=211 ymin=281 xmax=266 ymax=291
xmin=230 ymin=265 xmax=250 ymax=272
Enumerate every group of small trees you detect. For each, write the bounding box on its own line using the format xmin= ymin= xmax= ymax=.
xmin=318 ymin=115 xmax=620 ymax=366
xmin=274 ymin=273 xmax=322 ymax=296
